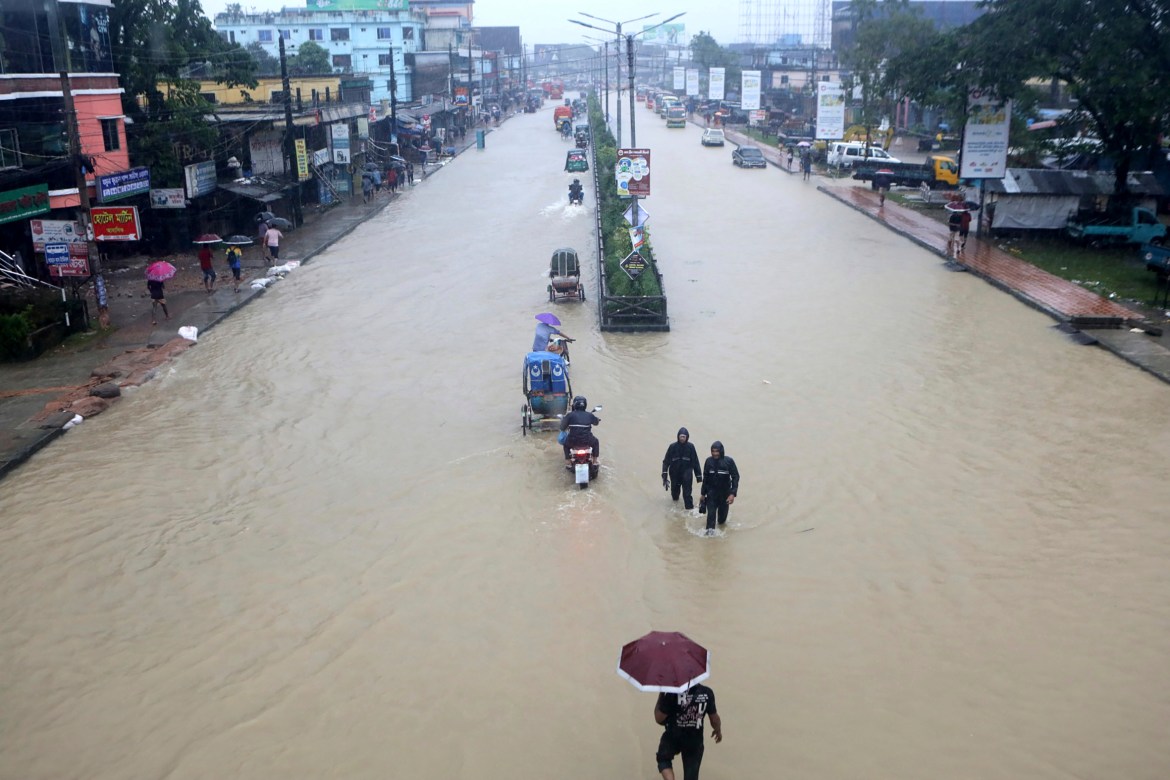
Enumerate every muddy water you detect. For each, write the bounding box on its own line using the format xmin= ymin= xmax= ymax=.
xmin=2 ymin=102 xmax=1169 ymax=780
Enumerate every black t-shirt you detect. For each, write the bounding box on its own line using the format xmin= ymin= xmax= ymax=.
xmin=659 ymin=685 xmax=717 ymax=732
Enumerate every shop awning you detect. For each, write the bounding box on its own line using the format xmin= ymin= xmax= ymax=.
xmin=218 ymin=180 xmax=285 ymax=203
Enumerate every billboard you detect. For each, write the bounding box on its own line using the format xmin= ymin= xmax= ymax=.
xmin=673 ymin=67 xmax=685 ymax=91
xmin=708 ymin=68 xmax=725 ymax=101
xmin=960 ymin=89 xmax=1012 ymax=179
xmin=815 ymin=82 xmax=846 ymax=140
xmin=685 ymin=69 xmax=699 ymax=97
xmin=641 ymin=23 xmax=685 ymax=45
xmin=741 ymin=70 xmax=761 ymax=111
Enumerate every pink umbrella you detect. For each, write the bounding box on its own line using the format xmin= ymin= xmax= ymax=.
xmin=193 ymin=233 xmax=223 ymax=244
xmin=617 ymin=631 xmax=710 ymax=693
xmin=145 ymin=261 xmax=176 ymax=282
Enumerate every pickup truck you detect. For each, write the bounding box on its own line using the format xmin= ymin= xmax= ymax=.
xmin=1066 ymin=206 xmax=1167 ymax=246
xmin=852 ymin=155 xmax=959 ymax=189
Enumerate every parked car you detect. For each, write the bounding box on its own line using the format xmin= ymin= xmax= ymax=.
xmin=732 ymin=145 xmax=768 ymax=168
xmin=701 ymin=128 xmax=725 ymax=146
xmin=826 ymin=142 xmax=902 ymax=168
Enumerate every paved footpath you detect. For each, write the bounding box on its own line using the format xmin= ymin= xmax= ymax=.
xmin=717 ymin=125 xmax=1170 ymax=387
xmin=0 ymin=130 xmax=490 ymax=480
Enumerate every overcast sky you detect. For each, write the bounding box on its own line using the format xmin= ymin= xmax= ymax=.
xmin=201 ymin=0 xmax=742 ymax=47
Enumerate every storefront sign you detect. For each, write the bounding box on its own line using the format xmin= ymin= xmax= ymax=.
xmin=91 ymin=205 xmax=142 ymax=242
xmin=294 ymin=139 xmax=311 ymax=180
xmin=616 ymin=148 xmax=651 ymax=198
xmin=0 ymin=184 xmax=50 ymax=224
xmin=149 ymin=188 xmax=187 ymax=209
xmin=184 ymin=160 xmax=217 ymax=198
xmin=331 ymin=124 xmax=351 ymax=165
xmin=47 ymin=253 xmax=90 ymax=278
xmin=30 ymin=219 xmax=85 ymax=250
xmin=96 ymin=167 xmax=150 ymax=203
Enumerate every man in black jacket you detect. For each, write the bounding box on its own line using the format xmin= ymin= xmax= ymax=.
xmin=560 ymin=396 xmax=600 ymax=467
xmin=661 ymin=427 xmax=702 ymax=510
xmin=700 ymin=441 xmax=739 ymax=534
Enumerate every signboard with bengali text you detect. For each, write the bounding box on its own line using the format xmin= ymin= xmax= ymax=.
xmin=620 ymin=250 xmax=647 ymax=280
xmin=30 ymin=219 xmax=84 ymax=250
xmin=96 ymin=167 xmax=150 ymax=203
xmin=90 ymin=205 xmax=142 ymax=242
xmin=0 ymin=184 xmax=50 ymax=225
xmin=150 ymin=188 xmax=187 ymax=209
xmin=615 ymin=148 xmax=651 ymax=198
xmin=184 ymin=160 xmax=217 ymax=199
xmin=295 ymin=139 xmax=311 ymax=180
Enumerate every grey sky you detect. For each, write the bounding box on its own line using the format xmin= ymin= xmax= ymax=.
xmin=201 ymin=0 xmax=741 ymax=47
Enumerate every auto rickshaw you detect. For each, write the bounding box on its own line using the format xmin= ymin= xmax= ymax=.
xmin=565 ymin=149 xmax=589 ymax=173
xmin=548 ymin=247 xmax=585 ymax=302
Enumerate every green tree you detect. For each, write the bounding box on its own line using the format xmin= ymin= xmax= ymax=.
xmin=958 ymin=0 xmax=1170 ymax=197
xmin=246 ymin=41 xmax=280 ymax=77
xmin=289 ymin=41 xmax=330 ymax=75
xmin=688 ymin=31 xmax=740 ymax=91
xmin=128 ymin=80 xmax=218 ymax=187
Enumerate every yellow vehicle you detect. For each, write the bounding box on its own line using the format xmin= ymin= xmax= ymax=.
xmin=842 ymin=123 xmax=895 ymax=150
xmin=851 ymin=155 xmax=959 ymax=189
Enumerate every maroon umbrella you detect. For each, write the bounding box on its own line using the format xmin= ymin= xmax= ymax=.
xmin=617 ymin=631 xmax=710 ymax=693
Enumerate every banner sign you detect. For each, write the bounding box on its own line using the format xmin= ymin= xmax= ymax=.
xmin=708 ymin=68 xmax=725 ymax=101
xmin=741 ymin=70 xmax=762 ymax=111
xmin=620 ymin=250 xmax=648 ymax=280
xmin=640 ymin=23 xmax=685 ymax=44
xmin=313 ymin=148 xmax=330 ymax=167
xmin=673 ymin=67 xmax=685 ymax=91
xmin=815 ymin=82 xmax=846 ymax=140
xmin=149 ymin=188 xmax=187 ymax=209
xmin=294 ymin=139 xmax=311 ymax=180
xmin=616 ymin=148 xmax=651 ymax=198
xmin=0 ymin=184 xmax=50 ymax=225
xmin=628 ymin=225 xmax=645 ymax=252
xmin=685 ymin=69 xmax=699 ymax=97
xmin=47 ymin=251 xmax=90 ymax=277
xmin=750 ymin=110 xmax=767 ymax=124
xmin=454 ymin=86 xmax=469 ymax=105
xmin=184 ymin=160 xmax=216 ymax=199
xmin=30 ymin=219 xmax=84 ymax=251
xmin=331 ymin=124 xmax=351 ymax=165
xmin=44 ymin=243 xmax=71 ymax=266
xmin=90 ymin=205 xmax=142 ymax=242
xmin=96 ymin=167 xmax=150 ymax=204
xmin=961 ymin=89 xmax=1012 ymax=179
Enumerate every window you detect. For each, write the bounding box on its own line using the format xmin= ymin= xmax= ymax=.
xmin=402 ymin=27 xmax=413 ymax=41
xmin=258 ymin=29 xmax=273 ymax=42
xmin=378 ymin=53 xmax=392 ymax=66
xmin=0 ymin=129 xmax=21 ymax=169
xmin=332 ymin=54 xmax=352 ymax=69
xmin=330 ymin=28 xmax=349 ymax=41
xmin=100 ymin=118 xmax=120 ymax=151
xmin=200 ymin=93 xmax=218 ymax=104
xmin=309 ymin=28 xmax=323 ymax=41
xmin=279 ymin=29 xmax=291 ymax=40
xmin=377 ymin=27 xmax=393 ymax=40
xmin=270 ymin=90 xmax=288 ymax=103
xmin=780 ymin=75 xmax=789 ymax=85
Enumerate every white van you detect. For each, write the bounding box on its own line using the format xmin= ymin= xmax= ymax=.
xmin=826 ymin=142 xmax=901 ymax=168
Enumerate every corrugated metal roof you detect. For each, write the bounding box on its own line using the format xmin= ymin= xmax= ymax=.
xmin=985 ymin=169 xmax=1164 ymax=196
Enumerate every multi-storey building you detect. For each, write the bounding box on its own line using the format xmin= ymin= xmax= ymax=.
xmin=0 ymin=0 xmax=129 ymax=276
xmin=214 ymin=0 xmax=427 ymax=104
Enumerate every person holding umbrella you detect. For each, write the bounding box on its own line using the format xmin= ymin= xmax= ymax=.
xmin=654 ymin=685 xmax=722 ymax=780
xmin=533 ymin=312 xmax=572 ymax=355
xmin=144 ymin=260 xmax=176 ymax=325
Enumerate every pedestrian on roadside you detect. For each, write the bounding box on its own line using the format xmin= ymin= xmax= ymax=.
xmin=801 ymin=151 xmax=812 ymax=181
xmin=257 ymin=218 xmax=270 ymax=263
xmin=787 ymin=147 xmax=794 ymax=171
xmin=198 ymin=245 xmax=216 ymax=293
xmin=699 ymin=441 xmax=739 ymax=534
xmin=959 ymin=209 xmax=972 ymax=252
xmin=264 ymin=224 xmax=283 ymax=263
xmin=947 ymin=208 xmax=963 ymax=256
xmin=147 ymin=278 xmax=169 ymax=325
xmin=225 ymin=245 xmax=243 ymax=292
xmin=361 ymin=174 xmax=374 ymax=203
xmin=662 ymin=427 xmax=702 ymax=510
xmin=407 ymin=163 xmax=415 ymax=184
xmin=388 ymin=168 xmax=398 ymax=193
xmin=654 ymin=684 xmax=722 ymax=780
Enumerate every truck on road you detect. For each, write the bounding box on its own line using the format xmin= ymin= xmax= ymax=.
xmin=1066 ymin=206 xmax=1167 ymax=246
xmin=852 ymin=155 xmax=960 ymax=189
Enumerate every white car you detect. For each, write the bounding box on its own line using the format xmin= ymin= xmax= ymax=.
xmin=701 ymin=128 xmax=725 ymax=146
xmin=826 ymin=142 xmax=902 ymax=168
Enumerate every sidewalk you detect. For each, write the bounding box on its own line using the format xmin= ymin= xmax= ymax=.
xmin=0 ymin=132 xmax=487 ymax=480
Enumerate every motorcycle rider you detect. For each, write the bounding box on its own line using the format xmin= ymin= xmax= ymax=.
xmin=699 ymin=441 xmax=740 ymax=534
xmin=568 ymin=178 xmax=584 ymax=204
xmin=560 ymin=396 xmax=600 ymax=468
xmin=661 ymin=427 xmax=702 ymax=510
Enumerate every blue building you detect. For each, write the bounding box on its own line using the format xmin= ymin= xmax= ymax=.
xmin=214 ymin=1 xmax=426 ymax=103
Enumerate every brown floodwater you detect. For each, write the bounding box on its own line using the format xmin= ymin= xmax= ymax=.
xmin=1 ymin=98 xmax=1169 ymax=780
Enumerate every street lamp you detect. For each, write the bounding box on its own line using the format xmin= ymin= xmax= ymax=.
xmin=625 ymin=12 xmax=685 ymax=148
xmin=569 ymin=11 xmax=658 ymax=146
xmin=581 ymin=36 xmax=611 ymax=121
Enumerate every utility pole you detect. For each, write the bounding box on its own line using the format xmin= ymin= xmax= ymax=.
xmin=467 ymin=40 xmax=474 ymax=122
xmin=389 ymin=45 xmax=398 ymax=148
xmin=60 ymin=72 xmax=107 ymax=328
xmin=604 ymin=42 xmax=609 ymax=123
xmin=279 ymin=37 xmax=304 ymax=226
xmin=447 ymin=42 xmax=454 ymax=142
xmin=627 ymin=35 xmax=637 ymax=148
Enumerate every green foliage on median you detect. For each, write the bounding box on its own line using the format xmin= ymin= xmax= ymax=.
xmin=587 ymin=95 xmax=665 ymax=307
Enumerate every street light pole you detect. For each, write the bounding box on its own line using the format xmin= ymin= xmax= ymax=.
xmin=570 ymin=12 xmax=659 ymax=146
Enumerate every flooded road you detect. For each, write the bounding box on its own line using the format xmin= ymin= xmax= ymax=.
xmin=2 ymin=99 xmax=1170 ymax=780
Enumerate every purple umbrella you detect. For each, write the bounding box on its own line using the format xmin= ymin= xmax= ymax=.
xmin=535 ymin=312 xmax=561 ymax=326
xmin=617 ymin=631 xmax=710 ymax=693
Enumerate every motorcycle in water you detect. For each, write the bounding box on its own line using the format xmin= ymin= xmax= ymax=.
xmin=565 ymin=405 xmax=602 ymax=489
xmin=568 ymin=185 xmax=584 ymax=206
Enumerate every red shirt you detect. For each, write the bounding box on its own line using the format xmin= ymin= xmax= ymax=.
xmin=198 ymin=247 xmax=213 ymax=270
